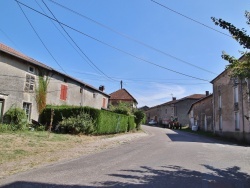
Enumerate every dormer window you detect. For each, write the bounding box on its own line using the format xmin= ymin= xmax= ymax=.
xmin=28 ymin=66 xmax=35 ymax=74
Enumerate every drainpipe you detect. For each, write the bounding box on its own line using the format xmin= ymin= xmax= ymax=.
xmin=213 ymin=86 xmax=215 ymax=134
xmin=80 ymin=87 xmax=83 ymax=106
xmin=240 ymin=79 xmax=245 ymax=142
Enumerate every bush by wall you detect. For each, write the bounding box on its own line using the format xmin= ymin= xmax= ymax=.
xmin=134 ymin=110 xmax=146 ymax=130
xmin=3 ymin=107 xmax=28 ymax=131
xmin=60 ymin=112 xmax=95 ymax=134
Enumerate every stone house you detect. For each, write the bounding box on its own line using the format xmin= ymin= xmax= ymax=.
xmin=145 ymin=98 xmax=178 ymax=124
xmin=173 ymin=94 xmax=205 ymax=126
xmin=187 ymin=94 xmax=213 ymax=131
xmin=145 ymin=94 xmax=205 ymax=125
xmin=0 ymin=43 xmax=110 ymax=122
xmin=211 ymin=68 xmax=250 ymax=143
xmin=109 ymin=88 xmax=138 ymax=109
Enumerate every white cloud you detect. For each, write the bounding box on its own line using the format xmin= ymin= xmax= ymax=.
xmin=133 ymin=83 xmax=186 ymax=107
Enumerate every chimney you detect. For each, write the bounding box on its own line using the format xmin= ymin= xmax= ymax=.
xmin=205 ymin=91 xmax=209 ymax=96
xmin=172 ymin=97 xmax=176 ymax=101
xmin=99 ymin=85 xmax=105 ymax=92
xmin=120 ymin=80 xmax=123 ymax=89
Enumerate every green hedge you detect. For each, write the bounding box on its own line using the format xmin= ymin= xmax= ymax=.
xmin=128 ymin=116 xmax=136 ymax=131
xmin=40 ymin=105 xmax=135 ymax=134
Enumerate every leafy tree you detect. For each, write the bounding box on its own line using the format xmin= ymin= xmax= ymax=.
xmin=134 ymin=110 xmax=146 ymax=130
xmin=109 ymin=101 xmax=133 ymax=115
xmin=36 ymin=71 xmax=49 ymax=114
xmin=211 ymin=11 xmax=250 ymax=79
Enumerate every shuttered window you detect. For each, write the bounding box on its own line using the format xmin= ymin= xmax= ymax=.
xmin=102 ymin=98 xmax=106 ymax=108
xmin=24 ymin=74 xmax=35 ymax=92
xmin=60 ymin=85 xmax=68 ymax=100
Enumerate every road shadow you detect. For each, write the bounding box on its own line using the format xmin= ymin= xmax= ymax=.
xmin=2 ymin=165 xmax=250 ymax=187
xmin=164 ymin=129 xmax=245 ymax=146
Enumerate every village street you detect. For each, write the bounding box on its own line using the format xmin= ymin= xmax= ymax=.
xmin=1 ymin=125 xmax=250 ymax=188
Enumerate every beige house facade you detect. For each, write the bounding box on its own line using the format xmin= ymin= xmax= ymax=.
xmin=188 ymin=94 xmax=213 ymax=131
xmin=211 ymin=68 xmax=250 ymax=143
xmin=0 ymin=43 xmax=110 ymax=122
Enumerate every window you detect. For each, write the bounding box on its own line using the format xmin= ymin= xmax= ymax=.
xmin=60 ymin=85 xmax=68 ymax=100
xmin=218 ymin=95 xmax=222 ymax=108
xmin=102 ymin=98 xmax=106 ymax=108
xmin=28 ymin=66 xmax=35 ymax=73
xmin=219 ymin=115 xmax=222 ymax=130
xmin=233 ymin=86 xmax=239 ymax=103
xmin=23 ymin=102 xmax=31 ymax=120
xmin=93 ymin=93 xmax=96 ymax=98
xmin=235 ymin=111 xmax=240 ymax=130
xmin=165 ymin=109 xmax=167 ymax=114
xmin=24 ymin=74 xmax=35 ymax=92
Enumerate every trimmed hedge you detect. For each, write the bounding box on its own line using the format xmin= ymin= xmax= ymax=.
xmin=128 ymin=116 xmax=136 ymax=131
xmin=40 ymin=105 xmax=135 ymax=134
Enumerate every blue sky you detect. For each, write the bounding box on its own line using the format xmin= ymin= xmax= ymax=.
xmin=0 ymin=0 xmax=249 ymax=107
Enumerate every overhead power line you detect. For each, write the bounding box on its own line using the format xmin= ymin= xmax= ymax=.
xmin=16 ymin=0 xmax=210 ymax=82
xmin=34 ymin=0 xmax=100 ymax=75
xmin=48 ymin=0 xmax=216 ymax=75
xmin=41 ymin=0 xmax=117 ymax=82
xmin=151 ymin=0 xmax=232 ymax=38
xmin=16 ymin=1 xmax=68 ymax=75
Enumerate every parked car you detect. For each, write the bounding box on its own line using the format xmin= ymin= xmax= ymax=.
xmin=148 ymin=119 xmax=157 ymax=125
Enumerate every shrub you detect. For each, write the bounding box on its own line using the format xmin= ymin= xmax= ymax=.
xmin=134 ymin=110 xmax=145 ymax=130
xmin=109 ymin=102 xmax=133 ymax=116
xmin=0 ymin=124 xmax=12 ymax=132
xmin=3 ymin=108 xmax=28 ymax=131
xmin=128 ymin=116 xmax=136 ymax=131
xmin=59 ymin=111 xmax=95 ymax=134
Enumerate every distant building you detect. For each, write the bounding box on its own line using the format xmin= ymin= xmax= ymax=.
xmin=138 ymin=106 xmax=150 ymax=111
xmin=145 ymin=94 xmax=205 ymax=125
xmin=187 ymin=93 xmax=213 ymax=131
xmin=109 ymin=88 xmax=138 ymax=109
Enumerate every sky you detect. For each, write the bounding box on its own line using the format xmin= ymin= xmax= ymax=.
xmin=0 ymin=0 xmax=249 ymax=107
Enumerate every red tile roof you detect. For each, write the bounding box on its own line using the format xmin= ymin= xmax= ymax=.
xmin=110 ymin=89 xmax=137 ymax=104
xmin=0 ymin=43 xmax=52 ymax=70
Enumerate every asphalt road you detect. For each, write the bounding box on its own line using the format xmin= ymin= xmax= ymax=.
xmin=1 ymin=125 xmax=250 ymax=188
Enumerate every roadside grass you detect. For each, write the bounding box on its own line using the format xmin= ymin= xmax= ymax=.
xmin=0 ymin=129 xmax=145 ymax=179
xmin=0 ymin=130 xmax=99 ymax=178
xmin=0 ymin=130 xmax=83 ymax=165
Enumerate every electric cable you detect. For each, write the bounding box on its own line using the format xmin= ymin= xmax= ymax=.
xmin=16 ymin=0 xmax=210 ymax=82
xmin=48 ymin=0 xmax=217 ymax=75
xmin=16 ymin=1 xmax=68 ymax=75
xmin=151 ymin=0 xmax=232 ymax=38
xmin=41 ymin=0 xmax=117 ymax=82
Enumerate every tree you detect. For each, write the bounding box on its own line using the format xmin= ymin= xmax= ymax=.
xmin=211 ymin=11 xmax=250 ymax=79
xmin=36 ymin=71 xmax=49 ymax=114
xmin=109 ymin=101 xmax=133 ymax=116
